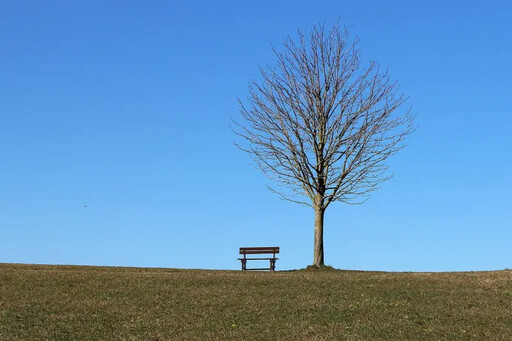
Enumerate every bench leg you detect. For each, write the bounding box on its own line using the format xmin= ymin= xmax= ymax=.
xmin=241 ymin=259 xmax=247 ymax=271
xmin=270 ymin=259 xmax=276 ymax=271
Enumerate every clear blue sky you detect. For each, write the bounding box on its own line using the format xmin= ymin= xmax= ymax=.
xmin=1 ymin=1 xmax=511 ymax=271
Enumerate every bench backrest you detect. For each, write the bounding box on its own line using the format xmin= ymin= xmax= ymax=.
xmin=239 ymin=247 xmax=279 ymax=256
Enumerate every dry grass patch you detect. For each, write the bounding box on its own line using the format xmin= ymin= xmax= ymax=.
xmin=0 ymin=264 xmax=511 ymax=340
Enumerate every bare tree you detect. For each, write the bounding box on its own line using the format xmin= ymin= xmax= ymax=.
xmin=233 ymin=23 xmax=414 ymax=268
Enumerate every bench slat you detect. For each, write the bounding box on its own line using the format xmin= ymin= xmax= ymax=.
xmin=239 ymin=247 xmax=279 ymax=255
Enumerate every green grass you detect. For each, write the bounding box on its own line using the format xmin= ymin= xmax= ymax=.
xmin=1 ymin=263 xmax=511 ymax=340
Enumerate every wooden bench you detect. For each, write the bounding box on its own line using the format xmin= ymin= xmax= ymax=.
xmin=238 ymin=247 xmax=279 ymax=271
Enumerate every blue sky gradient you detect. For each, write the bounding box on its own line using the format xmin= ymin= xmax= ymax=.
xmin=1 ymin=1 xmax=511 ymax=271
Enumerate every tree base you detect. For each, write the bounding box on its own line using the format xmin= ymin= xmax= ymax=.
xmin=305 ymin=265 xmax=337 ymax=271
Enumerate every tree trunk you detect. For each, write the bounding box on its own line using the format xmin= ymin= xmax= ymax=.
xmin=313 ymin=205 xmax=325 ymax=267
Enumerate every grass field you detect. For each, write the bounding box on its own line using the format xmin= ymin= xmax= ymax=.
xmin=0 ymin=263 xmax=511 ymax=340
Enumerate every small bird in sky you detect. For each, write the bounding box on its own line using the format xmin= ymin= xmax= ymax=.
xmin=83 ymin=205 xmax=88 ymax=208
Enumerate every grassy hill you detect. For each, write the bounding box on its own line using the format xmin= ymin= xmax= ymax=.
xmin=0 ymin=263 xmax=511 ymax=340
